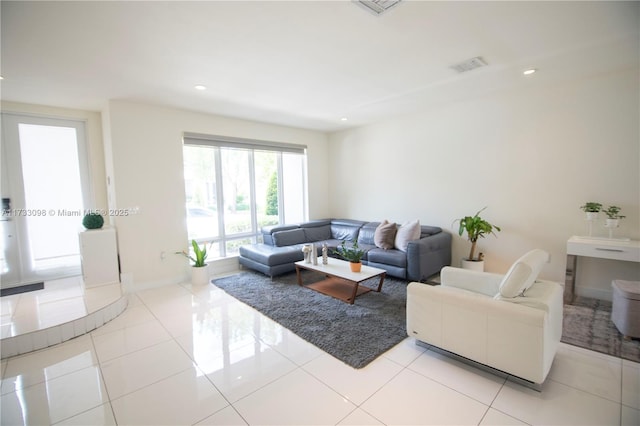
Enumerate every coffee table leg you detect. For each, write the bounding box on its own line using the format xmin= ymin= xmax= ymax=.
xmin=349 ymin=282 xmax=359 ymax=304
xmin=376 ymin=273 xmax=386 ymax=292
xmin=296 ymin=266 xmax=302 ymax=286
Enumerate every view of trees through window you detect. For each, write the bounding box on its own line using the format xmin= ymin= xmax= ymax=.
xmin=183 ymin=141 xmax=306 ymax=258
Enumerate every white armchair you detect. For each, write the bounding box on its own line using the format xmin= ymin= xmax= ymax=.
xmin=406 ymin=249 xmax=563 ymax=385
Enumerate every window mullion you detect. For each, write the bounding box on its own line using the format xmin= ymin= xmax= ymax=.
xmin=248 ymin=150 xmax=258 ymax=243
xmin=214 ymin=147 xmax=225 ymax=257
xmin=276 ymin=153 xmax=285 ymax=224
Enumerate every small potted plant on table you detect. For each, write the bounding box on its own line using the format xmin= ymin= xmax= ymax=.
xmin=177 ymin=240 xmax=211 ymax=285
xmin=453 ymin=207 xmax=501 ymax=271
xmin=580 ymin=202 xmax=603 ymax=221
xmin=603 ymin=205 xmax=625 ymax=228
xmin=334 ymin=240 xmax=366 ymax=272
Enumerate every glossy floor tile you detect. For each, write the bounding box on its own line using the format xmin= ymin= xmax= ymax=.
xmin=0 ymin=275 xmax=638 ymax=425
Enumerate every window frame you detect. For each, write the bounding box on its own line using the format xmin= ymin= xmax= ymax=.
xmin=182 ymin=133 xmax=308 ymax=258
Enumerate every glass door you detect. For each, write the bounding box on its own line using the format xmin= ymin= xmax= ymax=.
xmin=1 ymin=113 xmax=91 ymax=288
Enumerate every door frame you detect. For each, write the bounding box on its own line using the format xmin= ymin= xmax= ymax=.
xmin=1 ymin=112 xmax=92 ymax=287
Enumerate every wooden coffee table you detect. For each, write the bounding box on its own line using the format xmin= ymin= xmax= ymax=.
xmin=295 ymin=258 xmax=386 ymax=304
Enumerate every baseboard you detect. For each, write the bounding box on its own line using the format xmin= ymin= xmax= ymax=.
xmin=576 ymin=287 xmax=612 ymax=302
xmin=120 ymin=273 xmax=188 ymax=293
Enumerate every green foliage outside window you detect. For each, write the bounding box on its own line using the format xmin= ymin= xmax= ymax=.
xmin=265 ymin=172 xmax=278 ymax=216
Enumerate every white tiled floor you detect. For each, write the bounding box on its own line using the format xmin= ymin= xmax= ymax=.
xmin=1 ymin=277 xmax=639 ymax=425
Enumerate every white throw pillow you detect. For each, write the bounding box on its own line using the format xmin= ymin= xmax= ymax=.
xmin=394 ymin=220 xmax=421 ymax=252
xmin=498 ymin=249 xmax=550 ymax=298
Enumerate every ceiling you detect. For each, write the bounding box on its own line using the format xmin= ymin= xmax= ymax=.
xmin=1 ymin=1 xmax=638 ymax=132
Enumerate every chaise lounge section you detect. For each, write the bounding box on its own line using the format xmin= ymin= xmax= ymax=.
xmin=238 ymin=218 xmax=451 ymax=281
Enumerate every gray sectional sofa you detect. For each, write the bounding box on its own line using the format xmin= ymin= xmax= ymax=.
xmin=238 ymin=219 xmax=452 ymax=281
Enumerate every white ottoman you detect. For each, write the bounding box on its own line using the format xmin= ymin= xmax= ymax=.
xmin=611 ymin=280 xmax=640 ymax=339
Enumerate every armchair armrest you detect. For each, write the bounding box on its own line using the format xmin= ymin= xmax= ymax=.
xmin=440 ymin=266 xmax=504 ymax=297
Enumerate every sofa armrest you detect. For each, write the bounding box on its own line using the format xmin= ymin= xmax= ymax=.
xmin=440 ymin=266 xmax=504 ymax=297
xmin=406 ymin=231 xmax=452 ymax=281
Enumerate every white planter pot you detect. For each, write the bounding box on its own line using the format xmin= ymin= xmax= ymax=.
xmin=461 ymin=259 xmax=484 ymax=272
xmin=605 ymin=218 xmax=619 ymax=228
xmin=585 ymin=212 xmax=599 ymax=221
xmin=191 ymin=264 xmax=210 ymax=286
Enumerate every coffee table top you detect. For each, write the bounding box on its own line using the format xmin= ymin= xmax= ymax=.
xmin=295 ymin=258 xmax=386 ymax=282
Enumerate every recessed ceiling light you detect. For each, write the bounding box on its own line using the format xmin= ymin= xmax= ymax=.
xmin=0 ymin=76 xmax=4 ymax=80
xmin=194 ymin=85 xmax=207 ymax=91
xmin=523 ymin=69 xmax=537 ymax=75
xmin=341 ymin=117 xmax=348 ymax=121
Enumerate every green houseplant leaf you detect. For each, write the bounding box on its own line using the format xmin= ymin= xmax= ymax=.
xmin=603 ymin=205 xmax=626 ymax=219
xmin=176 ymin=240 xmax=209 ymax=267
xmin=580 ymin=202 xmax=602 ymax=213
xmin=453 ymin=207 xmax=501 ymax=261
xmin=333 ymin=240 xmax=366 ymax=263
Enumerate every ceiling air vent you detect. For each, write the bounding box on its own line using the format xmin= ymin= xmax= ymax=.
xmin=355 ymin=0 xmax=402 ymax=16
xmin=450 ymin=56 xmax=488 ymax=73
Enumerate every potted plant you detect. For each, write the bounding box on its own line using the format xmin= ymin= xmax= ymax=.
xmin=579 ymin=202 xmax=602 ymax=220
xmin=453 ymin=207 xmax=500 ymax=271
xmin=334 ymin=240 xmax=366 ymax=272
xmin=82 ymin=212 xmax=104 ymax=229
xmin=176 ymin=240 xmax=210 ymax=285
xmin=603 ymin=205 xmax=625 ymax=228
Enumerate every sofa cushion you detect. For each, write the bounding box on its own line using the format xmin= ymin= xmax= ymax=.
xmin=374 ymin=220 xmax=397 ymax=250
xmin=261 ymin=224 xmax=300 ymax=246
xmin=238 ymin=244 xmax=303 ymax=266
xmin=331 ymin=223 xmax=361 ymax=241
xmin=272 ymin=228 xmax=307 ymax=247
xmin=367 ymin=248 xmax=406 ymax=268
xmin=357 ymin=222 xmax=378 ymax=246
xmin=303 ymin=225 xmax=331 ymax=242
xmin=394 ymin=220 xmax=421 ymax=252
xmin=498 ymin=249 xmax=550 ymax=298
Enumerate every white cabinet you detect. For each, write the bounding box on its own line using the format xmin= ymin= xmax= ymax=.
xmin=565 ymin=236 xmax=640 ymax=303
xmin=79 ymin=227 xmax=120 ymax=287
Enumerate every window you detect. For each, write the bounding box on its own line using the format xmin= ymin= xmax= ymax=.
xmin=182 ymin=133 xmax=307 ymax=258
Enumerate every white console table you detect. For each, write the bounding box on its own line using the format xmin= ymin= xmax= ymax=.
xmin=565 ymin=236 xmax=640 ymax=303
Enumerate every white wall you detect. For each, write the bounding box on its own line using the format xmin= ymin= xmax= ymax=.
xmin=103 ymin=100 xmax=329 ymax=289
xmin=327 ymin=68 xmax=640 ymax=298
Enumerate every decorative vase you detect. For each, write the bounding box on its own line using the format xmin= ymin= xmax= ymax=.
xmin=350 ymin=262 xmax=362 ymax=273
xmin=191 ymin=264 xmax=210 ymax=286
xmin=461 ymin=258 xmax=484 ymax=272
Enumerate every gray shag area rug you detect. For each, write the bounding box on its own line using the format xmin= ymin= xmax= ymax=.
xmin=562 ymin=296 xmax=640 ymax=363
xmin=212 ymin=270 xmax=408 ymax=368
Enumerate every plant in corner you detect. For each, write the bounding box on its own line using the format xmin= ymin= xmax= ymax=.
xmin=453 ymin=207 xmax=501 ymax=263
xmin=334 ymin=240 xmax=366 ymax=272
xmin=176 ymin=240 xmax=211 ymax=285
xmin=176 ymin=240 xmax=209 ymax=267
